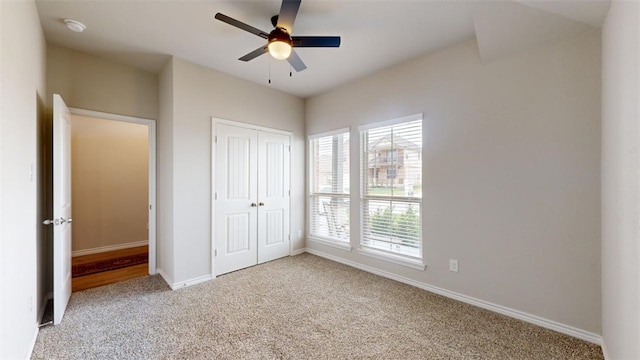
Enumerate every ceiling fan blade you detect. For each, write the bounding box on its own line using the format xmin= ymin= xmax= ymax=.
xmin=287 ymin=50 xmax=307 ymax=72
xmin=292 ymin=36 xmax=341 ymax=48
xmin=215 ymin=13 xmax=269 ymax=39
xmin=276 ymin=0 xmax=301 ymax=33
xmin=239 ymin=45 xmax=269 ymax=61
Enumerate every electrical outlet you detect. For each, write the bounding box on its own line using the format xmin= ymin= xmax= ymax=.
xmin=449 ymin=259 xmax=459 ymax=273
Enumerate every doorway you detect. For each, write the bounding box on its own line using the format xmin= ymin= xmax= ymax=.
xmin=212 ymin=119 xmax=291 ymax=276
xmin=69 ymin=108 xmax=156 ymax=290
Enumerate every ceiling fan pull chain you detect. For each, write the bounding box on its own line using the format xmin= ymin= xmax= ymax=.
xmin=268 ymin=58 xmax=272 ymax=84
xmin=290 ymin=63 xmax=292 ymax=77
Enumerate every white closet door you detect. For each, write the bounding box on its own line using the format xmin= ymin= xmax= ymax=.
xmin=215 ymin=124 xmax=258 ymax=275
xmin=257 ymin=131 xmax=290 ymax=264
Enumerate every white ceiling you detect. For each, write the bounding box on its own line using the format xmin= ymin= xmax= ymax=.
xmin=35 ymin=0 xmax=610 ymax=98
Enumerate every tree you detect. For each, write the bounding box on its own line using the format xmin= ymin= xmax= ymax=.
xmin=370 ymin=205 xmax=420 ymax=248
xmin=370 ymin=206 xmax=393 ymax=238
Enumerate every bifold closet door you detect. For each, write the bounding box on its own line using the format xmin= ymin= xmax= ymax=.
xmin=215 ymin=124 xmax=259 ymax=275
xmin=214 ymin=123 xmax=291 ymax=276
xmin=257 ymin=131 xmax=290 ymax=264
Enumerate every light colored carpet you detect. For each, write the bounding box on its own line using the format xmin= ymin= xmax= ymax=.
xmin=31 ymin=253 xmax=603 ymax=359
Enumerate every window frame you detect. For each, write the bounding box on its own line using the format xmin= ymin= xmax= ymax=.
xmin=307 ymin=128 xmax=352 ymax=250
xmin=359 ymin=114 xmax=425 ymax=268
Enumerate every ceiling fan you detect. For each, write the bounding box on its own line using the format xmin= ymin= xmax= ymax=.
xmin=214 ymin=0 xmax=341 ymax=72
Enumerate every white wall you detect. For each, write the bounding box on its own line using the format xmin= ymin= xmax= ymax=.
xmin=158 ymin=56 xmax=305 ymax=285
xmin=601 ymin=1 xmax=640 ymax=359
xmin=0 ymin=0 xmax=47 ymax=358
xmin=306 ymin=32 xmax=602 ymax=337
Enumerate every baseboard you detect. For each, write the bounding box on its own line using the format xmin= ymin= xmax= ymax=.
xmin=290 ymin=247 xmax=307 ymax=256
xmin=168 ymin=274 xmax=214 ymax=290
xmin=25 ymin=324 xmax=39 ymax=360
xmin=305 ymin=248 xmax=602 ymax=345
xmin=72 ymin=240 xmax=149 ymax=257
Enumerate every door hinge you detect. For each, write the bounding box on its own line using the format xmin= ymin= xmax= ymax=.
xmin=214 ymin=193 xmax=217 ymax=200
xmin=214 ymin=136 xmax=218 ymax=143
xmin=214 ymin=249 xmax=217 ymax=257
xmin=288 ymin=190 xmax=291 ymax=196
xmin=150 ymin=205 xmax=152 ymax=210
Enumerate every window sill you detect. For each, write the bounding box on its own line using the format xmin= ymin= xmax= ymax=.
xmin=308 ymin=236 xmax=353 ymax=251
xmin=357 ymin=248 xmax=426 ymax=270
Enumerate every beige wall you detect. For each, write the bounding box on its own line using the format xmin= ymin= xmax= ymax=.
xmin=306 ymin=32 xmax=601 ymax=336
xmin=0 ymin=0 xmax=47 ymax=358
xmin=157 ymin=58 xmax=175 ymax=282
xmin=47 ymin=44 xmax=158 ymax=120
xmin=71 ymin=115 xmax=149 ymax=253
xmin=601 ymin=1 xmax=640 ymax=358
xmin=157 ymin=56 xmax=305 ymax=285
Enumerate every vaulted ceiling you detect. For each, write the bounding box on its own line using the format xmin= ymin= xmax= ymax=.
xmin=35 ymin=0 xmax=610 ymax=98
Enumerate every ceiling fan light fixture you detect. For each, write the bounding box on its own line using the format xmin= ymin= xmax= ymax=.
xmin=268 ymin=29 xmax=292 ymax=60
xmin=268 ymin=40 xmax=292 ymax=60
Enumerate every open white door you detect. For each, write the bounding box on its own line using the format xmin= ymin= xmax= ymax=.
xmin=50 ymin=94 xmax=72 ymax=325
xmin=257 ymin=131 xmax=290 ymax=264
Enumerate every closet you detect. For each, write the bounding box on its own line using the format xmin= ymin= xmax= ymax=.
xmin=213 ymin=120 xmax=291 ymax=275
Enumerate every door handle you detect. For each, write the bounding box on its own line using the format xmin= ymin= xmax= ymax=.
xmin=42 ymin=217 xmax=73 ymax=225
xmin=251 ymin=203 xmax=257 ymax=207
xmin=258 ymin=202 xmax=265 ymax=206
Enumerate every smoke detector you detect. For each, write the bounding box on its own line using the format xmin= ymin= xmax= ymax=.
xmin=64 ymin=19 xmax=86 ymax=33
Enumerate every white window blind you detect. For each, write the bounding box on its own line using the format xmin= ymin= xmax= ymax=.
xmin=309 ymin=130 xmax=350 ymax=242
xmin=361 ymin=116 xmax=422 ymax=258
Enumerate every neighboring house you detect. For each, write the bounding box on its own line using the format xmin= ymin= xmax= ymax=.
xmin=313 ymin=137 xmax=350 ymax=193
xmin=367 ymin=135 xmax=421 ymax=189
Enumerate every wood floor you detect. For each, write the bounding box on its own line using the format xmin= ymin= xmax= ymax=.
xmin=72 ymin=246 xmax=149 ymax=292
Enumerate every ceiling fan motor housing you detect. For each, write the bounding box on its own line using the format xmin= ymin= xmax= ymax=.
xmin=269 ymin=28 xmax=292 ymax=46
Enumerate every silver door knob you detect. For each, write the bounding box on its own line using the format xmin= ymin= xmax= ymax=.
xmin=258 ymin=202 xmax=265 ymax=206
xmin=251 ymin=203 xmax=257 ymax=207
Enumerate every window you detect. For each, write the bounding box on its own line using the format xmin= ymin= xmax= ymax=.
xmin=361 ymin=114 xmax=422 ymax=259
xmin=309 ymin=129 xmax=350 ymax=243
xmin=386 ymin=150 xmax=398 ymax=163
xmin=386 ymin=168 xmax=397 ymax=179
